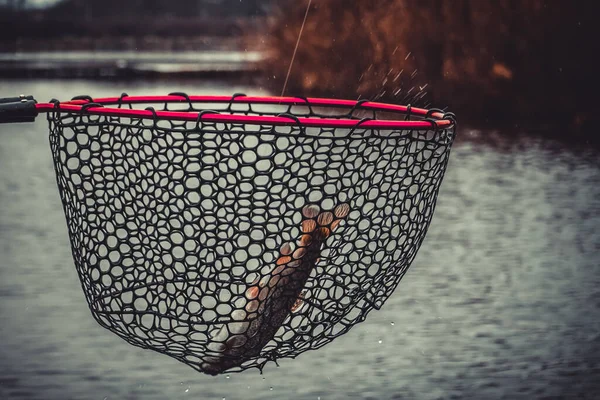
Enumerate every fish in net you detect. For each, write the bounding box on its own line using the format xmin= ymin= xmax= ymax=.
xmin=204 ymin=203 xmax=350 ymax=374
xmin=0 ymin=93 xmax=457 ymax=375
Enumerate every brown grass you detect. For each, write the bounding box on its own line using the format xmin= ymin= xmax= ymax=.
xmin=261 ymin=0 xmax=596 ymax=130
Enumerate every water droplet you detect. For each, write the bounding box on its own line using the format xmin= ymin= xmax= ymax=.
xmin=270 ymin=386 xmax=273 ymax=391
xmin=185 ymin=388 xmax=189 ymax=393
xmin=390 ymin=322 xmax=395 ymax=326
xmin=262 ymin=377 xmax=266 ymax=381
xmin=378 ymin=340 xmax=383 ymax=344
xmin=226 ymin=375 xmax=230 ymax=379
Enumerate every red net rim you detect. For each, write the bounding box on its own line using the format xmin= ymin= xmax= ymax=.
xmin=35 ymin=94 xmax=455 ymax=130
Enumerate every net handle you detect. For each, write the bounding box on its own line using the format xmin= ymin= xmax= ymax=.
xmin=0 ymin=95 xmax=38 ymax=123
xmin=0 ymin=93 xmax=456 ymax=129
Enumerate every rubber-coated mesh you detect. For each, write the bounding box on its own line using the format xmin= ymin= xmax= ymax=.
xmin=47 ymin=98 xmax=456 ymax=375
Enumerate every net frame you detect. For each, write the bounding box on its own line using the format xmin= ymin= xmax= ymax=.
xmin=36 ymin=93 xmax=457 ymax=375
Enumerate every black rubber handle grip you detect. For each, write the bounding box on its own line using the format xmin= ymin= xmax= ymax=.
xmin=0 ymin=98 xmax=38 ymax=123
xmin=0 ymin=95 xmax=35 ymax=104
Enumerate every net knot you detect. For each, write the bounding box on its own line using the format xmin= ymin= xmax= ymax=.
xmin=168 ymin=92 xmax=193 ymax=111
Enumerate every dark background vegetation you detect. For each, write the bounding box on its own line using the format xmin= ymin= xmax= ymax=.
xmin=264 ymin=0 xmax=598 ymax=139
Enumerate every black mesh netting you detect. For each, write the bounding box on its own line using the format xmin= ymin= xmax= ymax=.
xmin=47 ymin=96 xmax=456 ymax=375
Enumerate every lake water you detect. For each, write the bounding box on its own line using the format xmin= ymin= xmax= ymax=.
xmin=1 ymin=80 xmax=599 ymax=400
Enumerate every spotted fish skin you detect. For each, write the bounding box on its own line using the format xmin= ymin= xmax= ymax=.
xmin=202 ymin=203 xmax=350 ymax=375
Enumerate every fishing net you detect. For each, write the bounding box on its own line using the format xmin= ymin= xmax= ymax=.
xmin=44 ymin=93 xmax=456 ymax=375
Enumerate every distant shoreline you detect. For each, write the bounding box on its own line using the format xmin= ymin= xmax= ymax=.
xmin=0 ymin=35 xmax=253 ymax=53
xmin=0 ymin=50 xmax=265 ymax=79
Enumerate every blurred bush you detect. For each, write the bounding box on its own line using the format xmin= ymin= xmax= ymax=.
xmin=263 ymin=0 xmax=596 ymax=133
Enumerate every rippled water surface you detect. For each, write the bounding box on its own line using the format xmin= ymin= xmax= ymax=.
xmin=1 ymin=80 xmax=599 ymax=399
